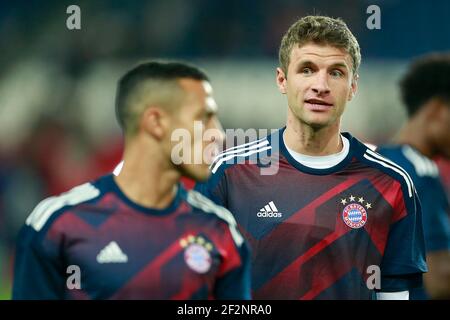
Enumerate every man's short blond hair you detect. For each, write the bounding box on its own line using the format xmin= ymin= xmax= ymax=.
xmin=279 ymin=16 xmax=361 ymax=76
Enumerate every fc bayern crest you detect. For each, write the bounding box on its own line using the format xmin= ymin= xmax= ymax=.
xmin=184 ymin=243 xmax=212 ymax=273
xmin=179 ymin=235 xmax=214 ymax=274
xmin=342 ymin=203 xmax=368 ymax=229
xmin=340 ymin=195 xmax=371 ymax=229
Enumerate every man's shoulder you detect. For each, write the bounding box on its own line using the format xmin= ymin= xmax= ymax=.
xmin=186 ymin=189 xmax=244 ymax=246
xmin=352 ymin=141 xmax=415 ymax=199
xmin=24 ymin=178 xmax=104 ymax=234
xmin=210 ymin=135 xmax=274 ymax=175
xmin=378 ymin=144 xmax=441 ymax=187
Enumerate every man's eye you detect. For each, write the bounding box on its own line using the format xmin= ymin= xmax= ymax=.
xmin=302 ymin=67 xmax=313 ymax=75
xmin=330 ymin=69 xmax=344 ymax=78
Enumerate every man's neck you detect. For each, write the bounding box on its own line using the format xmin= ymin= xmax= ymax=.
xmin=114 ymin=141 xmax=180 ymax=209
xmin=284 ymin=116 xmax=343 ymax=156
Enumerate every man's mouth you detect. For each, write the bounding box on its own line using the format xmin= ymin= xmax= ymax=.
xmin=304 ymin=99 xmax=333 ymax=111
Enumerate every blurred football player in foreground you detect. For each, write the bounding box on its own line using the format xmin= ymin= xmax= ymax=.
xmin=13 ymin=61 xmax=250 ymax=299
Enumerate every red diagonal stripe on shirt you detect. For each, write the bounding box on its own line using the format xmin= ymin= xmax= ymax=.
xmin=298 ymin=220 xmax=354 ymax=299
xmin=170 ymin=271 xmax=208 ymax=300
xmin=362 ymin=176 xmax=402 ymax=254
xmin=112 ymin=232 xmax=191 ymax=299
xmin=255 ymin=214 xmax=351 ymax=299
xmin=369 ymin=177 xmax=407 ymax=223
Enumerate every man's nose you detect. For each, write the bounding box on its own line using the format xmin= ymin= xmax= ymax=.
xmin=311 ymin=72 xmax=330 ymax=95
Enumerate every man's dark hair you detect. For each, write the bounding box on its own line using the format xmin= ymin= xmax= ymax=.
xmin=115 ymin=61 xmax=209 ymax=135
xmin=400 ymin=53 xmax=450 ymax=117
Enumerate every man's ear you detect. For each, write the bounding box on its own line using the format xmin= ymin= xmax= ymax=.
xmin=276 ymin=67 xmax=288 ymax=94
xmin=348 ymin=74 xmax=359 ymax=101
xmin=141 ymin=106 xmax=167 ymax=140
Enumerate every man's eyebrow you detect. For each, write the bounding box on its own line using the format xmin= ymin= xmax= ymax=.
xmin=295 ymin=59 xmax=349 ymax=68
xmin=296 ymin=60 xmax=316 ymax=66
xmin=329 ymin=62 xmax=349 ymax=69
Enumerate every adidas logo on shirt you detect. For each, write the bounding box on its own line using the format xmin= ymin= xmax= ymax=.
xmin=96 ymin=241 xmax=128 ymax=263
xmin=257 ymin=201 xmax=282 ymax=218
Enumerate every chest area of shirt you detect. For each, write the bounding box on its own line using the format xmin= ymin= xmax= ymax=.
xmin=227 ymin=171 xmax=395 ymax=242
xmin=61 ymin=215 xmax=223 ymax=298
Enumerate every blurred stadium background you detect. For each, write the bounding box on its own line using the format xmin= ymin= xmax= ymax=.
xmin=1 ymin=0 xmax=449 ymax=299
